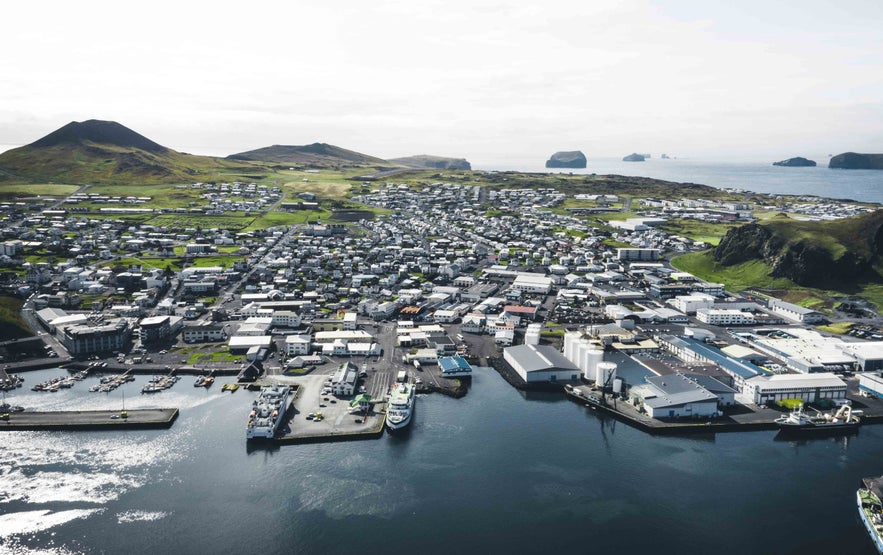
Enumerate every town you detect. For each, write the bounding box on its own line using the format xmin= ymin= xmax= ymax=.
xmin=3 ymin=176 xmax=883 ymax=440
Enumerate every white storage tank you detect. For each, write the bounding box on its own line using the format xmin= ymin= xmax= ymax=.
xmin=564 ymin=332 xmax=581 ymax=362
xmin=595 ymin=361 xmax=617 ymax=387
xmin=580 ymin=348 xmax=604 ymax=380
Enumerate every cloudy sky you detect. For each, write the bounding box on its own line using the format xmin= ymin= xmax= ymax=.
xmin=2 ymin=0 xmax=882 ymax=165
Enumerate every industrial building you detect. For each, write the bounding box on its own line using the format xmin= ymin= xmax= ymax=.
xmin=696 ymin=309 xmax=756 ymax=326
xmin=439 ymin=355 xmax=473 ymax=377
xmin=503 ymin=344 xmax=580 ymax=383
xmin=767 ymin=299 xmax=826 ymax=324
xmin=630 ymin=373 xmax=720 ymax=419
xmin=743 ymin=372 xmax=847 ymax=405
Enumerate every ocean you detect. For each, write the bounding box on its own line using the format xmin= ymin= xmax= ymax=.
xmin=1 ymin=367 xmax=880 ymax=554
xmin=477 ymin=157 xmax=883 ymax=205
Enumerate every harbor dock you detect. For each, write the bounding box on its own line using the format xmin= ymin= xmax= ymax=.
xmin=0 ymin=408 xmax=179 ymax=431
xmin=564 ymin=383 xmax=883 ymax=435
xmin=273 ymin=374 xmax=387 ymax=444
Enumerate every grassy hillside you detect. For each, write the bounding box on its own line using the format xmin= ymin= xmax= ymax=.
xmin=675 ymin=210 xmax=883 ymax=309
xmin=228 ymin=143 xmax=389 ymax=167
xmin=0 ymin=142 xmax=269 ymax=185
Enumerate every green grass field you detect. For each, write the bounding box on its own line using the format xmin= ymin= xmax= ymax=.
xmin=671 ymin=251 xmax=796 ymax=292
xmin=659 ymin=219 xmax=741 ymax=246
xmin=0 ymin=295 xmax=31 ymax=339
xmin=0 ymin=183 xmax=80 ymax=198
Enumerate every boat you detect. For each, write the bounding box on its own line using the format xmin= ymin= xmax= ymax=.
xmin=774 ymin=403 xmax=860 ymax=434
xmin=386 ymin=382 xmax=415 ymax=431
xmin=858 ymin=476 xmax=883 ymax=553
xmin=193 ymin=375 xmax=207 ymax=387
xmin=246 ymin=384 xmax=291 ymax=439
xmin=222 ymin=382 xmax=239 ymax=393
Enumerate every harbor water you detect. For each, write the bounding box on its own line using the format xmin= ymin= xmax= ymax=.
xmin=2 ymin=367 xmax=882 ymax=554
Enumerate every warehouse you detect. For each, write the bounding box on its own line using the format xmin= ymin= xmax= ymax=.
xmin=630 ymin=373 xmax=719 ymax=419
xmin=743 ymin=373 xmax=846 ymax=405
xmin=503 ymin=344 xmax=580 ymax=383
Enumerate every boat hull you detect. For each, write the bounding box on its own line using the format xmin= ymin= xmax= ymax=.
xmin=386 ymin=411 xmax=412 ymax=431
xmin=776 ymin=422 xmax=859 ymax=435
xmin=858 ymin=489 xmax=883 ymax=554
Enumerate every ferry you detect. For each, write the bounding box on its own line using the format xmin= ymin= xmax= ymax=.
xmin=246 ymin=384 xmax=291 ymax=439
xmin=774 ymin=403 xmax=860 ymax=434
xmin=858 ymin=476 xmax=883 ymax=553
xmin=386 ymin=382 xmax=415 ymax=431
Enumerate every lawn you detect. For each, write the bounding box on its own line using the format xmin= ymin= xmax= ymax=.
xmin=187 ymin=351 xmax=242 ymax=364
xmin=818 ymin=322 xmax=855 ymax=335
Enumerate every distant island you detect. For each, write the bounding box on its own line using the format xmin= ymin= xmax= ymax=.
xmin=545 ymin=151 xmax=586 ymax=168
xmin=622 ymin=153 xmax=645 ymax=162
xmin=773 ymin=157 xmax=816 ymax=167
xmin=388 ymin=155 xmax=471 ymax=171
xmin=829 ymin=152 xmax=883 ymax=170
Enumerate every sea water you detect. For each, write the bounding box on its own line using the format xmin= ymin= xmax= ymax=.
xmin=478 ymin=158 xmax=883 ymax=204
xmin=1 ymin=367 xmax=880 ymax=554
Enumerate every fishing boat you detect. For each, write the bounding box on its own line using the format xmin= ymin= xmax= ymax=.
xmin=775 ymin=403 xmax=860 ymax=434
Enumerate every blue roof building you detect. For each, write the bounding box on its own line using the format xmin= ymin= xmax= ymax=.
xmin=439 ymin=355 xmax=472 ymax=377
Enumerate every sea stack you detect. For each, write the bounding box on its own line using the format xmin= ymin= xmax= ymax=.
xmin=773 ymin=157 xmax=816 ymax=167
xmin=546 ymin=151 xmax=587 ymax=169
xmin=622 ymin=153 xmax=645 ymax=162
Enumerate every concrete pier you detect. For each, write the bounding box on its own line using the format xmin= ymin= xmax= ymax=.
xmin=274 ymin=374 xmax=387 ymax=444
xmin=0 ymin=408 xmax=179 ymax=431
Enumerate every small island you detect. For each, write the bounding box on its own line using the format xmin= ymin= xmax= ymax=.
xmin=545 ymin=150 xmax=586 ymax=169
xmin=622 ymin=153 xmax=645 ymax=162
xmin=829 ymin=152 xmax=883 ymax=170
xmin=773 ymin=157 xmax=816 ymax=167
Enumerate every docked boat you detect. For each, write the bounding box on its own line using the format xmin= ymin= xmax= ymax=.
xmin=858 ymin=476 xmax=883 ymax=553
xmin=193 ymin=375 xmax=207 ymax=387
xmin=774 ymin=404 xmax=860 ymax=434
xmin=246 ymin=384 xmax=291 ymax=439
xmin=386 ymin=382 xmax=415 ymax=431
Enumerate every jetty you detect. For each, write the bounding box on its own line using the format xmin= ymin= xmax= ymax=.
xmin=0 ymin=408 xmax=179 ymax=431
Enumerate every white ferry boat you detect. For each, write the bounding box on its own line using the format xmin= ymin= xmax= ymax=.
xmin=859 ymin=476 xmax=883 ymax=554
xmin=386 ymin=382 xmax=415 ymax=431
xmin=246 ymin=384 xmax=291 ymax=439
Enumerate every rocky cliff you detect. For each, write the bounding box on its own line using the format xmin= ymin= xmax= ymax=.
xmin=713 ymin=212 xmax=883 ymax=289
xmin=545 ymin=151 xmax=586 ymax=168
xmin=829 ymin=152 xmax=883 ymax=170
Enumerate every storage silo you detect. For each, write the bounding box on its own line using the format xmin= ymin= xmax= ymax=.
xmin=563 ymin=332 xmax=581 ymax=362
xmin=581 ymin=348 xmax=604 ymax=381
xmin=595 ymin=361 xmax=617 ymax=388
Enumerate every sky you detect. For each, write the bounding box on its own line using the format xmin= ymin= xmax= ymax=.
xmin=1 ymin=0 xmax=882 ymax=166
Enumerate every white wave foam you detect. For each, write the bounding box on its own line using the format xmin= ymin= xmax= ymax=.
xmin=116 ymin=510 xmax=171 ymax=524
xmin=0 ymin=508 xmax=102 ymax=538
